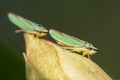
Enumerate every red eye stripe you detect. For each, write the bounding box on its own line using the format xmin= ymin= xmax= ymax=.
xmin=64 ymin=33 xmax=81 ymax=42
xmin=53 ymin=29 xmax=81 ymax=42
xmin=12 ymin=13 xmax=19 ymax=19
xmin=54 ymin=30 xmax=65 ymax=37
xmin=10 ymin=13 xmax=33 ymax=26
xmin=22 ymin=18 xmax=32 ymax=26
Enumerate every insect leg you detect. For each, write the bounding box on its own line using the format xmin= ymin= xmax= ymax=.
xmin=82 ymin=52 xmax=90 ymax=59
xmin=15 ymin=29 xmax=26 ymax=33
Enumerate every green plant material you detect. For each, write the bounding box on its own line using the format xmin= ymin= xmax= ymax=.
xmin=23 ymin=33 xmax=112 ymax=80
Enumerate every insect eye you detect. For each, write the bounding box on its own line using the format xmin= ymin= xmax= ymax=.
xmin=87 ymin=47 xmax=98 ymax=51
xmin=88 ymin=47 xmax=93 ymax=50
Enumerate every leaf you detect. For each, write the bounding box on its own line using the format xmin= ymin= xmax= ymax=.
xmin=23 ymin=33 xmax=112 ymax=80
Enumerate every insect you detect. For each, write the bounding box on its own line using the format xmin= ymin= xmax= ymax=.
xmin=49 ymin=29 xmax=98 ymax=58
xmin=8 ymin=13 xmax=48 ymax=37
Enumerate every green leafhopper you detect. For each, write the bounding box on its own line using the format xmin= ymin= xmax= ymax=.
xmin=49 ymin=29 xmax=98 ymax=58
xmin=8 ymin=13 xmax=48 ymax=37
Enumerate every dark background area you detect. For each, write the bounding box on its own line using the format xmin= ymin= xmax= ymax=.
xmin=0 ymin=0 xmax=120 ymax=79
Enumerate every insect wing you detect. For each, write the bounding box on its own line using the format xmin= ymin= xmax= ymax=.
xmin=8 ymin=13 xmax=48 ymax=32
xmin=8 ymin=13 xmax=35 ymax=31
xmin=49 ymin=29 xmax=85 ymax=47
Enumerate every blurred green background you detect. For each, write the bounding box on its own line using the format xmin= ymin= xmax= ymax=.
xmin=0 ymin=0 xmax=120 ymax=79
